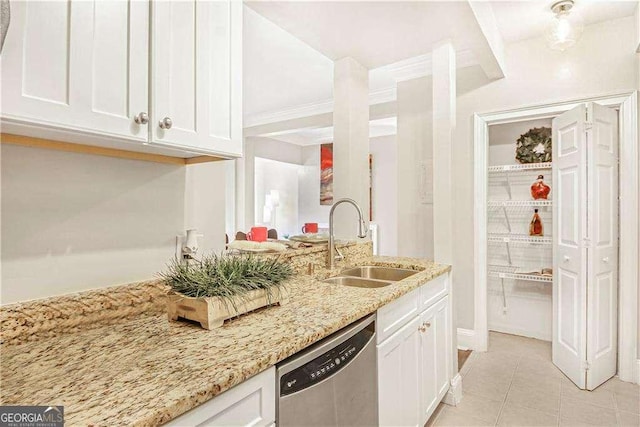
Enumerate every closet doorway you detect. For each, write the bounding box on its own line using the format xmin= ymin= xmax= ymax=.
xmin=473 ymin=92 xmax=638 ymax=386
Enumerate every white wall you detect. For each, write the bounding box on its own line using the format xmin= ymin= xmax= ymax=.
xmin=452 ymin=16 xmax=638 ymax=331
xmin=184 ymin=161 xmax=229 ymax=254
xmin=250 ymin=137 xmax=303 ymax=164
xmin=243 ymin=5 xmax=333 ymax=123
xmin=636 ymin=1 xmax=640 ymax=361
xmin=1 ymin=145 xmax=226 ymax=304
xmin=237 ymin=137 xmax=303 ymax=233
xmin=298 ymin=145 xmax=333 ymax=226
xmin=370 ymin=135 xmax=398 ymax=256
xmin=254 ymin=157 xmax=301 ymax=238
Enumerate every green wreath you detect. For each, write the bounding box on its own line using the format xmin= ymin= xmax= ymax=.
xmin=515 ymin=127 xmax=552 ymax=164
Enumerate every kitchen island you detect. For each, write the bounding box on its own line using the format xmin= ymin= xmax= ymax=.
xmin=0 ymin=242 xmax=453 ymax=426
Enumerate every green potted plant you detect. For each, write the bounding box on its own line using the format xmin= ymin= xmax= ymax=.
xmin=161 ymin=254 xmax=293 ymax=330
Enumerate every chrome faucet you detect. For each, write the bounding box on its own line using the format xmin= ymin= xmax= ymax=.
xmin=328 ymin=198 xmax=368 ymax=268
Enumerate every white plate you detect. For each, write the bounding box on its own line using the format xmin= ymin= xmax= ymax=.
xmin=289 ymin=234 xmax=329 ymax=244
xmin=235 ymin=247 xmax=274 ymax=253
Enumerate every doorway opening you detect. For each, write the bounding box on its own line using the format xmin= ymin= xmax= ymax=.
xmin=473 ymin=92 xmax=638 ymax=386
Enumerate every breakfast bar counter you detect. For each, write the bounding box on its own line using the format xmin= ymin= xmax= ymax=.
xmin=0 ymin=242 xmax=450 ymax=426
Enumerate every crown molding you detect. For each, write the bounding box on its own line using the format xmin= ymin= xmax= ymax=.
xmin=383 ymin=53 xmax=433 ymax=82
xmin=369 ymin=87 xmax=397 ymax=105
xmin=244 ymin=98 xmax=334 ymax=128
xmin=245 ymin=87 xmax=398 ymax=129
xmin=381 ymin=48 xmax=478 ymax=83
xmin=244 ymin=49 xmax=477 ymax=128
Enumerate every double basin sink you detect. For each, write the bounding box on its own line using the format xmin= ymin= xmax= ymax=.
xmin=323 ymin=266 xmax=418 ymax=288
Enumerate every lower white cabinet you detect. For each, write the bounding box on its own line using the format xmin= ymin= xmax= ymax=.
xmin=418 ymin=296 xmax=451 ymax=422
xmin=377 ymin=317 xmax=421 ymax=427
xmin=377 ymin=273 xmax=453 ymax=427
xmin=165 ymin=367 xmax=275 ymax=427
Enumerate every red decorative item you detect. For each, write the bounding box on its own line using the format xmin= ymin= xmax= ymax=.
xmin=531 ymin=175 xmax=551 ymax=200
xmin=529 ymin=209 xmax=544 ymax=236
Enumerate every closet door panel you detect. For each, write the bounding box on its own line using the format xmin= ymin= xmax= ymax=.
xmin=585 ymin=102 xmax=618 ymax=390
xmin=552 ymin=105 xmax=588 ymax=389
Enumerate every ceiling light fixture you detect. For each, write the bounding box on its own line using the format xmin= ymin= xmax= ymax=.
xmin=545 ymin=0 xmax=584 ymax=51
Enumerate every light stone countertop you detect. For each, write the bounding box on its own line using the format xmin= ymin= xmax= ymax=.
xmin=0 ymin=255 xmax=450 ymax=426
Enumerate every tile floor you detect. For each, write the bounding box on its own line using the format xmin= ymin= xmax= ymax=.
xmin=428 ymin=332 xmax=640 ymax=426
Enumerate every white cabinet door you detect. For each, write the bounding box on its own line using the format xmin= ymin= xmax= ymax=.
xmin=1 ymin=0 xmax=149 ymax=141
xmin=585 ymin=102 xmax=618 ymax=390
xmin=377 ymin=317 xmax=421 ymax=427
xmin=552 ymin=103 xmax=619 ymax=391
xmin=151 ymin=0 xmax=242 ymax=157
xmin=164 ymin=368 xmax=275 ymax=427
xmin=552 ymin=104 xmax=588 ymax=389
xmin=418 ymin=296 xmax=450 ymax=424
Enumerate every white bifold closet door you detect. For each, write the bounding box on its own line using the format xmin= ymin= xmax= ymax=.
xmin=552 ymin=102 xmax=619 ymax=390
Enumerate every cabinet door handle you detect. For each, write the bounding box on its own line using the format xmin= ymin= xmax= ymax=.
xmin=602 ymin=257 xmax=609 ymax=263
xmin=419 ymin=322 xmax=431 ymax=333
xmin=563 ymin=256 xmax=570 ymax=262
xmin=134 ymin=112 xmax=149 ymax=125
xmin=159 ymin=117 xmax=173 ymax=130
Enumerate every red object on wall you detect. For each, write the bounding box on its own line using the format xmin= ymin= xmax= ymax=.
xmin=320 ymin=144 xmax=333 ymax=205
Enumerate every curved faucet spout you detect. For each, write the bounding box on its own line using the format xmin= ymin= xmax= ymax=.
xmin=328 ymin=198 xmax=368 ymax=268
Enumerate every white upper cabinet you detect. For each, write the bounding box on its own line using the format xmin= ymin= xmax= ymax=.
xmin=1 ymin=0 xmax=242 ymax=159
xmin=151 ymin=0 xmax=242 ymax=157
xmin=1 ymin=0 xmax=149 ymax=142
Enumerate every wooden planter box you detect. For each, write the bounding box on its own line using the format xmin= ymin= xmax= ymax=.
xmin=167 ymin=286 xmax=290 ymax=330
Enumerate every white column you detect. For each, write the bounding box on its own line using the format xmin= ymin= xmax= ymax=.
xmin=396 ymin=76 xmax=433 ymax=259
xmin=236 ymin=137 xmax=255 ymax=233
xmin=332 ymin=57 xmax=370 ymax=238
xmin=432 ymin=41 xmax=456 ymax=265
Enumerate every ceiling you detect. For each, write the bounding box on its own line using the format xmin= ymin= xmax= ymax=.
xmin=243 ymin=0 xmax=638 ymax=142
xmin=261 ymin=117 xmax=398 ymax=146
xmin=243 ymin=6 xmax=334 ymax=119
xmin=245 ymin=1 xmax=488 ymax=69
xmin=490 ymin=0 xmax=637 ymax=44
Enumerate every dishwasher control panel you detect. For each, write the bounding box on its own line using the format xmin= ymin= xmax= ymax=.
xmin=279 ymin=326 xmax=373 ymax=396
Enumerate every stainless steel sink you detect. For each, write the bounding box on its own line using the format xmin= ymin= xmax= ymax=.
xmin=340 ymin=266 xmax=418 ymax=282
xmin=322 ymin=276 xmax=393 ymax=288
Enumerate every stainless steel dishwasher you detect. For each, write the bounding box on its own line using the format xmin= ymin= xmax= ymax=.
xmin=276 ymin=314 xmax=377 ymax=427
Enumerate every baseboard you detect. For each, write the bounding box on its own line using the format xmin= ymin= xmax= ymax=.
xmin=488 ymin=323 xmax=551 ymax=342
xmin=443 ymin=373 xmax=463 ymax=406
xmin=457 ymin=328 xmax=476 ymax=350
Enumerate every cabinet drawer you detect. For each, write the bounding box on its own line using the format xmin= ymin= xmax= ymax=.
xmin=164 ymin=367 xmax=275 ymax=426
xmin=418 ymin=273 xmax=449 ymax=312
xmin=377 ymin=287 xmax=419 ymax=344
